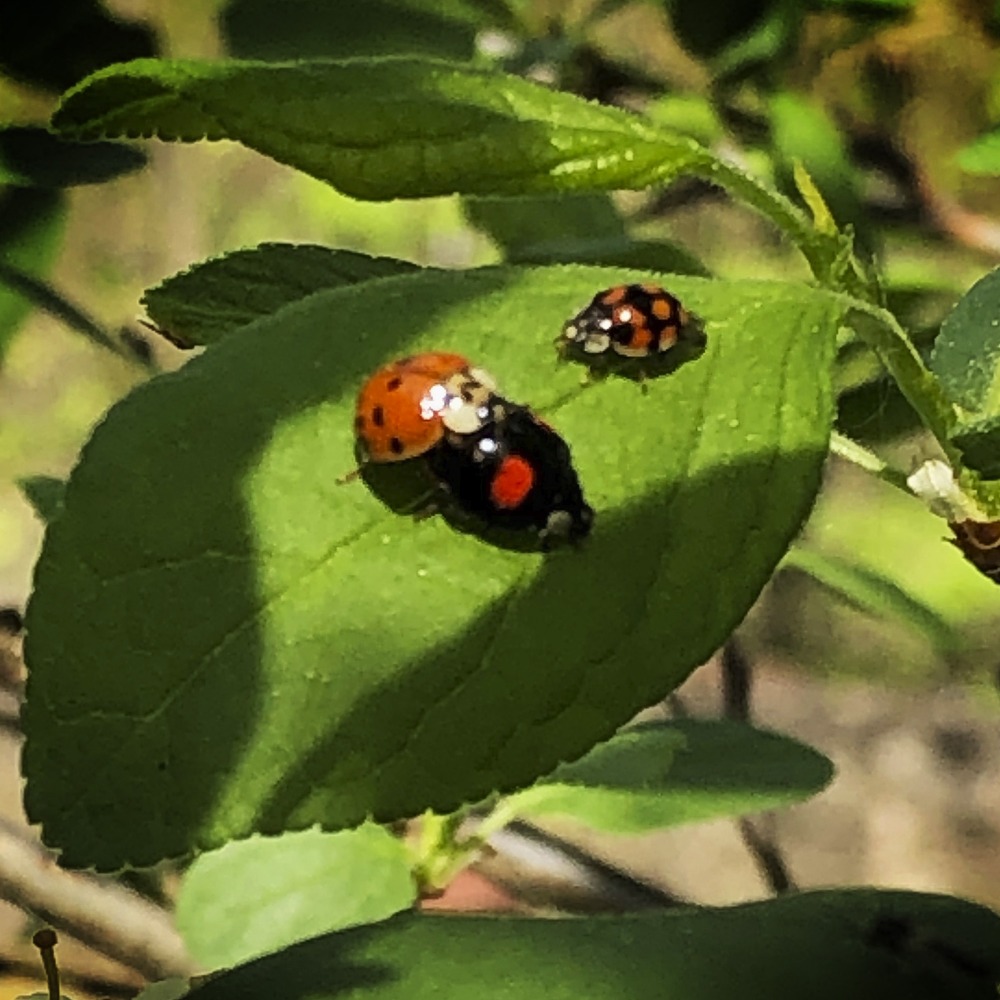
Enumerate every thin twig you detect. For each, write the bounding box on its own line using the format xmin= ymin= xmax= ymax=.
xmin=720 ymin=639 xmax=798 ymax=896
xmin=737 ymin=816 xmax=797 ymax=894
xmin=0 ymin=262 xmax=155 ymax=370
xmin=720 ymin=638 xmax=752 ymax=721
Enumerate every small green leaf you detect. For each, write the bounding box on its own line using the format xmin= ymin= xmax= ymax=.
xmin=18 ymin=476 xmax=67 ymax=525
xmin=793 ymin=161 xmax=837 ymax=236
xmin=950 ymin=416 xmax=1000 ymax=479
xmin=929 ymin=267 xmax=1000 ymax=475
xmin=24 ymin=265 xmax=843 ymax=869
xmin=0 ymin=127 xmax=146 ymax=188
xmin=930 ymin=267 xmax=1000 ymax=413
xmin=51 ymin=57 xmax=706 ymax=200
xmin=782 ymin=547 xmax=958 ymax=655
xmin=141 ymin=244 xmax=421 ymax=348
xmin=0 ymin=188 xmax=66 ymax=363
xmin=956 ymin=130 xmax=1000 ymax=175
xmin=176 ymin=824 xmax=415 ymax=970
xmin=503 ymin=719 xmax=833 ymax=832
xmin=167 ymin=889 xmax=1000 ymax=1000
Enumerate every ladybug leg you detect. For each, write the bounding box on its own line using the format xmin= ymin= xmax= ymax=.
xmin=405 ymin=485 xmax=445 ymax=520
xmin=637 ymin=369 xmax=650 ymax=396
xmin=336 ymin=466 xmax=362 ymax=486
xmin=579 ymin=367 xmax=607 ymax=389
xmin=410 ymin=502 xmax=438 ymax=522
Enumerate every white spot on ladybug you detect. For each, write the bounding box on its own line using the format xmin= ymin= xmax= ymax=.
xmin=442 ymin=400 xmax=487 ymax=434
xmin=584 ymin=333 xmax=611 ymax=354
xmin=618 ymin=307 xmax=633 ymax=323
xmin=420 ymin=382 xmax=451 ymax=419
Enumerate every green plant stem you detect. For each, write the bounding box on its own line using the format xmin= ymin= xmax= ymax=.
xmin=469 ymin=797 xmax=524 ymax=844
xmin=675 ymin=149 xmax=874 ymax=301
xmin=828 ymin=432 xmax=912 ymax=494
xmin=688 ymin=153 xmax=814 ymax=251
xmin=843 ymin=297 xmax=960 ymax=463
xmin=674 ymin=146 xmax=962 ymax=486
xmin=412 ymin=810 xmax=477 ymax=895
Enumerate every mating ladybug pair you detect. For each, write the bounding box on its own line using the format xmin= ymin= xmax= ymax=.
xmin=349 ymin=283 xmax=690 ymax=547
xmin=353 ymin=352 xmax=593 ymax=546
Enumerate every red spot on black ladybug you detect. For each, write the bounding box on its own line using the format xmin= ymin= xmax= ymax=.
xmin=490 ymin=455 xmax=535 ymax=509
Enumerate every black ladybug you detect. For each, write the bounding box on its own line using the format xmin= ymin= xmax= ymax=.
xmin=427 ymin=400 xmax=593 ymax=546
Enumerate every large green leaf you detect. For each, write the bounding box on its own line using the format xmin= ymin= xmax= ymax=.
xmin=49 ymin=56 xmax=850 ymax=294
xmin=141 ymin=244 xmax=421 ymax=348
xmin=176 ymin=824 xmax=415 ymax=970
xmin=23 ymin=264 xmax=842 ymax=869
xmin=184 ymin=889 xmax=1000 ymax=1000
xmin=929 ymin=267 xmax=1000 ymax=477
xmin=503 ymin=719 xmax=832 ymax=832
xmin=50 ymin=57 xmax=709 ymax=200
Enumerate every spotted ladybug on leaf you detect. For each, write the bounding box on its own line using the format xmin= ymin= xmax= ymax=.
xmin=353 ymin=352 xmax=497 ymax=463
xmin=428 ymin=400 xmax=593 ymax=546
xmin=349 ymin=352 xmax=592 ymax=548
xmin=562 ymin=283 xmax=689 ymax=359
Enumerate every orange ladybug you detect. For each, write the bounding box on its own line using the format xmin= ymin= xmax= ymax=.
xmin=353 ymin=352 xmax=498 ymax=463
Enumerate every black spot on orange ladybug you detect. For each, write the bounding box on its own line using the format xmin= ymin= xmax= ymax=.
xmin=562 ymin=283 xmax=689 ymax=359
xmin=427 ymin=400 xmax=593 ymax=547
